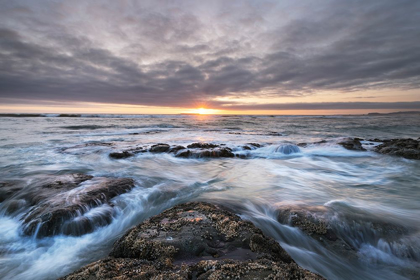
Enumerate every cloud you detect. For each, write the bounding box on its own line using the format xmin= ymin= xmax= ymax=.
xmin=0 ymin=0 xmax=419 ymax=109
xmin=211 ymin=101 xmax=420 ymax=111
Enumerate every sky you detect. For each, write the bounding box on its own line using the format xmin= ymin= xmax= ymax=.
xmin=0 ymin=0 xmax=419 ymax=115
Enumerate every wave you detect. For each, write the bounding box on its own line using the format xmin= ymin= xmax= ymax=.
xmin=60 ymin=125 xmax=117 ymax=130
xmin=0 ymin=113 xmax=189 ymax=119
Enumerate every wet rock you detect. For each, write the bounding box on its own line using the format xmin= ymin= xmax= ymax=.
xmin=169 ymin=145 xmax=186 ymax=153
xmin=248 ymin=143 xmax=261 ymax=148
xmin=187 ymin=143 xmax=219 ymax=149
xmin=109 ymin=151 xmax=134 ymax=159
xmin=150 ymin=143 xmax=171 ymax=153
xmin=175 ymin=147 xmax=234 ymax=158
xmin=109 ymin=147 xmax=147 ymax=159
xmin=278 ymin=207 xmax=329 ymax=237
xmin=175 ymin=149 xmax=192 ymax=158
xmin=18 ymin=175 xmax=135 ymax=237
xmin=110 ymin=143 xmax=264 ymax=160
xmin=62 ymin=202 xmax=323 ymax=280
xmin=243 ymin=143 xmax=262 ymax=150
xmin=298 ymin=140 xmax=327 ymax=148
xmin=338 ymin=138 xmax=366 ymax=151
xmin=277 ymin=204 xmax=419 ymax=265
xmin=267 ymin=132 xmax=282 ymax=136
xmin=20 ymin=174 xmax=94 ymax=206
xmin=0 ymin=181 xmax=24 ymax=203
xmin=374 ymin=138 xmax=420 ymax=160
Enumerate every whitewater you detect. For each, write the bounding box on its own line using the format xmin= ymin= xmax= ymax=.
xmin=0 ymin=114 xmax=419 ymax=280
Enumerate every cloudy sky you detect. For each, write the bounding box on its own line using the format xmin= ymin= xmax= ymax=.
xmin=0 ymin=0 xmax=419 ymax=114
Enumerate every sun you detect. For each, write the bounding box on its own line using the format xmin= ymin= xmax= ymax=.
xmin=183 ymin=107 xmax=219 ymax=115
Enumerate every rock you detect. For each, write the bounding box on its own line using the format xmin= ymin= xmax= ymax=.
xmin=175 ymin=147 xmax=234 ymax=158
xmin=267 ymin=132 xmax=282 ymax=136
xmin=169 ymin=145 xmax=186 ymax=153
xmin=175 ymin=150 xmax=192 ymax=158
xmin=298 ymin=140 xmax=327 ymax=148
xmin=277 ymin=208 xmax=330 ymax=237
xmin=109 ymin=143 xmax=264 ymax=160
xmin=338 ymin=138 xmax=366 ymax=151
xmin=150 ymin=143 xmax=171 ymax=153
xmin=17 ymin=174 xmax=135 ymax=237
xmin=247 ymin=143 xmax=261 ymax=148
xmin=276 ymin=206 xmax=361 ymax=263
xmin=187 ymin=143 xmax=219 ymax=149
xmin=243 ymin=143 xmax=262 ymax=150
xmin=0 ymin=181 xmax=24 ymax=203
xmin=109 ymin=151 xmax=134 ymax=159
xmin=374 ymin=138 xmax=420 ymax=160
xmin=109 ymin=147 xmax=146 ymax=159
xmin=61 ymin=202 xmax=324 ymax=280
xmin=21 ymin=174 xmax=94 ymax=206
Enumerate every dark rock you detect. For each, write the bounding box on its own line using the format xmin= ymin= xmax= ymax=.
xmin=21 ymin=174 xmax=94 ymax=206
xmin=187 ymin=143 xmax=219 ymax=149
xmin=277 ymin=206 xmax=359 ymax=262
xmin=150 ymin=143 xmax=170 ymax=153
xmin=109 ymin=151 xmax=134 ymax=159
xmin=374 ymin=138 xmax=420 ymax=160
xmin=235 ymin=154 xmax=247 ymax=159
xmin=277 ymin=205 xmax=415 ymax=264
xmin=169 ymin=145 xmax=186 ymax=153
xmin=278 ymin=207 xmax=329 ymax=237
xmin=0 ymin=181 xmax=24 ymax=203
xmin=175 ymin=148 xmax=234 ymax=158
xmin=242 ymin=143 xmax=262 ymax=150
xmin=298 ymin=140 xmax=327 ymax=148
xmin=175 ymin=150 xmax=192 ymax=158
xmin=19 ymin=175 xmax=135 ymax=237
xmin=247 ymin=143 xmax=261 ymax=148
xmin=61 ymin=202 xmax=324 ymax=280
xmin=338 ymin=138 xmax=366 ymax=151
xmin=109 ymin=147 xmax=147 ymax=159
xmin=267 ymin=132 xmax=282 ymax=136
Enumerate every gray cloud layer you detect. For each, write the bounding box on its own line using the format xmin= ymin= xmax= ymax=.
xmin=215 ymin=102 xmax=420 ymax=111
xmin=0 ymin=0 xmax=419 ymax=109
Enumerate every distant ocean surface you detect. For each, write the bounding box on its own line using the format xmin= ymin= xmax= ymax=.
xmin=0 ymin=114 xmax=419 ymax=280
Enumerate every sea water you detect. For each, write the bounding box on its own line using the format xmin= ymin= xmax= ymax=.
xmin=0 ymin=114 xmax=419 ymax=279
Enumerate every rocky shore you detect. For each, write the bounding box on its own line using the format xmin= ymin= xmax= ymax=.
xmin=338 ymin=137 xmax=420 ymax=159
xmin=61 ymin=202 xmax=324 ymax=280
xmin=105 ymin=138 xmax=420 ymax=161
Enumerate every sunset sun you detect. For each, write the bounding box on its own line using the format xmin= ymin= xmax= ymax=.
xmin=186 ymin=107 xmax=219 ymax=115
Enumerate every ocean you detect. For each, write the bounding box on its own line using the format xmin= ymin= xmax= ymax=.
xmin=0 ymin=114 xmax=419 ymax=280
